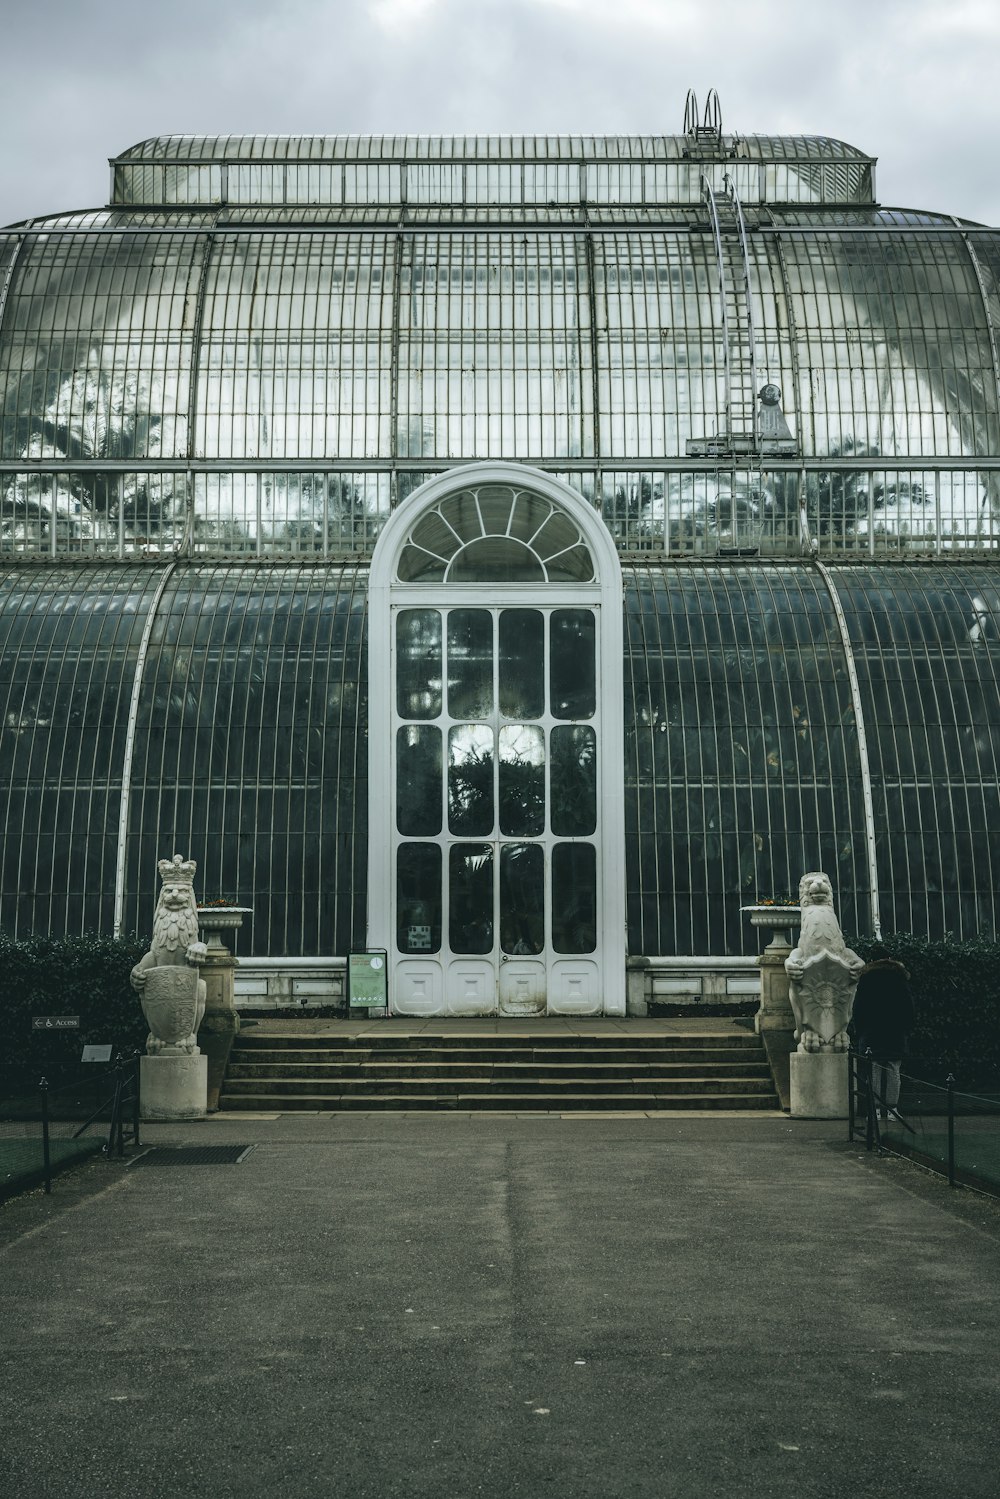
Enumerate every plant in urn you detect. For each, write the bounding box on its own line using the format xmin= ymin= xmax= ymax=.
xmin=131 ymin=855 xmax=208 ymax=1054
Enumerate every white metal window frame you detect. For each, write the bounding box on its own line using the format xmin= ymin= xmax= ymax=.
xmin=367 ymin=462 xmax=626 ymax=1014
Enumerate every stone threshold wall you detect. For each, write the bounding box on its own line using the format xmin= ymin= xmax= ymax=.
xmin=233 ymin=957 xmax=760 ymax=1013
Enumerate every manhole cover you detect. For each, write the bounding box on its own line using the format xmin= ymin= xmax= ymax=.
xmin=129 ymin=1145 xmax=255 ymax=1166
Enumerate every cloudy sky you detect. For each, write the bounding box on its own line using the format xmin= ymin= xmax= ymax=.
xmin=1 ymin=0 xmax=998 ymax=228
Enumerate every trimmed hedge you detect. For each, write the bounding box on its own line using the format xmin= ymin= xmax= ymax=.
xmin=0 ymin=934 xmax=148 ymax=1094
xmin=854 ymin=933 xmax=1000 ymax=1088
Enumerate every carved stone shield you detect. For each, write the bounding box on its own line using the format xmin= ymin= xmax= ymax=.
xmin=141 ymin=964 xmax=203 ymax=1053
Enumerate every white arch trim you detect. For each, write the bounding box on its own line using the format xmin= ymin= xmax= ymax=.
xmin=367 ymin=462 xmax=626 ymax=1015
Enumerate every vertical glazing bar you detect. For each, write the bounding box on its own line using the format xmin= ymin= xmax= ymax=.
xmin=724 ymin=175 xmax=759 ymax=444
xmin=40 ymin=1078 xmax=51 ymax=1194
xmin=389 ymin=231 xmax=404 ymax=508
xmin=934 ymin=470 xmax=942 ymax=557
xmin=771 ymin=232 xmax=809 ymax=452
xmin=702 ymin=179 xmax=732 ymax=435
xmin=812 ymin=560 xmax=882 ymax=939
xmin=185 ymin=219 xmax=220 ymax=473
xmin=112 ymin=561 xmax=178 ymax=937
xmin=582 ymin=220 xmax=602 ymax=488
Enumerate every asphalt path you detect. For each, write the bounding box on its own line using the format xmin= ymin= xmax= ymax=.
xmin=2 ymin=1114 xmax=1000 ymax=1499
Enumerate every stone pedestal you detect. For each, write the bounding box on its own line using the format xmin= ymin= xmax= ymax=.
xmin=140 ymin=1053 xmax=208 ymax=1120
xmin=790 ymin=1050 xmax=849 ymax=1119
xmin=757 ymin=938 xmax=795 ymax=1033
xmin=197 ymin=935 xmax=241 ymax=1111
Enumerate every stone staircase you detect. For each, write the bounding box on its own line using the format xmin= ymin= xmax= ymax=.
xmin=219 ymin=1029 xmax=780 ymax=1113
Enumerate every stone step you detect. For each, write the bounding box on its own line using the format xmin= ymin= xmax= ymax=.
xmin=229 ymin=1044 xmax=765 ymax=1067
xmin=219 ymin=1026 xmax=780 ymax=1113
xmin=226 ymin=1059 xmax=773 ymax=1081
xmin=218 ymin=1091 xmax=780 ymax=1113
xmin=221 ymin=1073 xmax=776 ymax=1097
xmin=234 ymin=1032 xmax=756 ymax=1052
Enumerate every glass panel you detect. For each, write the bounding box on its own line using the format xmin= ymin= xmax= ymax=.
xmin=499 ymin=609 xmax=544 ymax=719
xmin=551 ymin=725 xmax=597 ymax=836
xmin=552 ymin=843 xmax=597 ymax=953
xmin=396 ymin=725 xmax=442 ymax=836
xmin=449 ymin=843 xmax=494 ymax=954
xmin=396 ymin=609 xmax=441 ymax=719
xmin=448 ymin=609 xmax=493 ymax=718
xmin=448 ymin=724 xmax=494 ymax=835
xmin=499 ymin=724 xmax=545 ymax=836
xmin=550 ymin=610 xmax=596 ymax=719
xmin=500 ymin=844 xmax=544 ymax=955
xmin=448 ymin=537 xmax=545 ymax=582
xmin=396 ymin=843 xmax=441 ymax=954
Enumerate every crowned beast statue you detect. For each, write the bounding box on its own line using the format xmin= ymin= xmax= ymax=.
xmin=131 ymin=855 xmax=208 ymax=1054
xmin=784 ymin=872 xmax=864 ymax=1053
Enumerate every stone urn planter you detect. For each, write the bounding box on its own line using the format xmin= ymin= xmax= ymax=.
xmin=196 ymin=905 xmax=253 ymax=954
xmin=741 ymin=904 xmax=802 ymax=1036
xmin=741 ymin=903 xmax=802 ymax=953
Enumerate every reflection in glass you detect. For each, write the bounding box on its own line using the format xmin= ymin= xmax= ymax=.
xmin=396 ymin=843 xmax=442 ymax=954
xmin=396 ymin=725 xmax=442 ymax=836
xmin=448 ymin=723 xmax=494 ymax=835
xmin=448 ymin=610 xmax=493 ymax=718
xmin=396 ymin=609 xmax=441 ymax=719
xmin=551 ymin=725 xmax=597 ymax=836
xmin=499 ymin=724 xmax=545 ymax=835
xmin=499 ymin=610 xmax=543 ymax=718
xmin=552 ymin=843 xmax=597 ymax=953
xmin=449 ymin=843 xmax=494 ymax=954
xmin=449 ymin=537 xmax=545 ymax=582
xmin=551 ymin=610 xmax=596 ymax=719
xmin=500 ymin=844 xmax=544 ymax=954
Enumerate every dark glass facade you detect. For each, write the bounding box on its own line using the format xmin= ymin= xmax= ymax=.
xmin=1 ymin=126 xmax=998 ymax=955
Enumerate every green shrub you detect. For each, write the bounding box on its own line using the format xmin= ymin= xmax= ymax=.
xmin=854 ymin=933 xmax=1000 ymax=1088
xmin=0 ymin=934 xmax=148 ymax=1094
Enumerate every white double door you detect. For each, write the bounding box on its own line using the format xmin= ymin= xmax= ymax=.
xmin=391 ymin=596 xmax=603 ymax=1015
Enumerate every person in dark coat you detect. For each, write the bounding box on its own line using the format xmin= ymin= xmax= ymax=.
xmin=850 ymin=945 xmax=914 ymax=1116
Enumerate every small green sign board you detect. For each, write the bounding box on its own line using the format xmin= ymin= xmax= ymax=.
xmin=348 ymin=951 xmax=388 ymax=1010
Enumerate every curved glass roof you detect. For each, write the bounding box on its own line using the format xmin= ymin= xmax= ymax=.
xmin=0 ymin=127 xmax=997 ymax=561
xmin=2 ymin=561 xmax=996 ymax=953
xmin=114 ymin=133 xmax=874 ymax=165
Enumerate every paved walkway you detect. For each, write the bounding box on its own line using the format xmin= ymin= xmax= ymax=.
xmin=2 ymin=1112 xmax=1000 ymax=1498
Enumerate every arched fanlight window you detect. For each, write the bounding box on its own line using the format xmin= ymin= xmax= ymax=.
xmin=396 ymin=483 xmax=595 ymax=583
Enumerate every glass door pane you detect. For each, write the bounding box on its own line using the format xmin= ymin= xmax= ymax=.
xmin=500 ymin=843 xmax=544 ymax=954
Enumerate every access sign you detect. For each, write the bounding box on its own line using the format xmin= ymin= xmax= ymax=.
xmin=348 ymin=951 xmax=388 ymax=1010
xmin=32 ymin=1015 xmax=80 ymax=1031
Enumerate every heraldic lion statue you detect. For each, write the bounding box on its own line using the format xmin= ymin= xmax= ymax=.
xmin=130 ymin=855 xmax=208 ymax=1055
xmin=784 ymin=871 xmax=864 ymax=1054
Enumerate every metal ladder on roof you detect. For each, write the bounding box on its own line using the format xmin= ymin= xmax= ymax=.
xmin=701 ymin=173 xmax=759 ymax=452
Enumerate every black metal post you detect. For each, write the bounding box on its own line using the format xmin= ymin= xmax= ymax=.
xmin=947 ymin=1073 xmax=956 ymax=1187
xmin=40 ymin=1077 xmax=51 ymax=1194
xmin=131 ymin=1056 xmax=141 ymax=1147
xmin=848 ymin=1050 xmax=856 ymax=1142
xmin=864 ymin=1049 xmax=880 ymax=1152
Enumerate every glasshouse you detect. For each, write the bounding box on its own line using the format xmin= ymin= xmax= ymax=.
xmin=1 ymin=92 xmax=998 ymax=1014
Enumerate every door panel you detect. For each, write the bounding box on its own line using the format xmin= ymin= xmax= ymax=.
xmin=392 ymin=603 xmax=601 ymax=1015
xmin=499 ymin=958 xmax=546 ymax=1015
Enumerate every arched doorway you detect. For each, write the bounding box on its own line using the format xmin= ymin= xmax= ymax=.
xmin=367 ymin=464 xmax=625 ymax=1015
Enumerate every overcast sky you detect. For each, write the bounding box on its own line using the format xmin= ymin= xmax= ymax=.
xmin=2 ymin=0 xmax=998 ymax=228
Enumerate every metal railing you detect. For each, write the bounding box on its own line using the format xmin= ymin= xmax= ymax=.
xmin=849 ymin=1049 xmax=1000 ymax=1196
xmin=0 ymin=1053 xmax=141 ymax=1198
xmin=2 ymin=462 xmax=999 ymax=560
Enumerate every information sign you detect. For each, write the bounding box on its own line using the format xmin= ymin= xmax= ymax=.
xmin=82 ymin=1044 xmax=113 ymax=1063
xmin=348 ymin=951 xmax=388 ymax=1010
xmin=32 ymin=1015 xmax=80 ymax=1031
